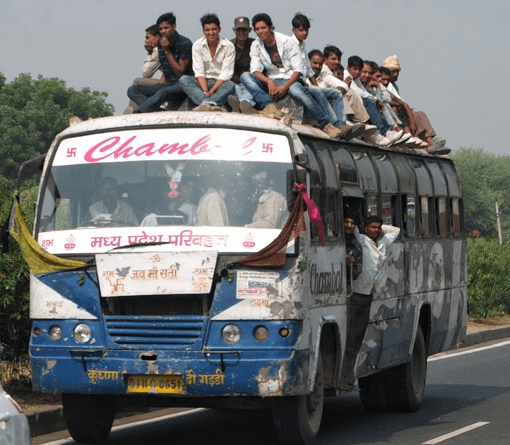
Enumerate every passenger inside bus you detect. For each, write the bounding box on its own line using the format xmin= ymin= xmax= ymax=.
xmin=88 ymin=177 xmax=139 ymax=226
xmin=245 ymin=170 xmax=289 ymax=229
xmin=141 ymin=177 xmax=198 ymax=226
xmin=197 ymin=187 xmax=229 ymax=226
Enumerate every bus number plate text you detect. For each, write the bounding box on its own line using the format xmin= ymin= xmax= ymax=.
xmin=127 ymin=375 xmax=184 ymax=394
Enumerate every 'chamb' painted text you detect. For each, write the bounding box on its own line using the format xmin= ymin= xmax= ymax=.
xmin=84 ymin=134 xmax=212 ymax=162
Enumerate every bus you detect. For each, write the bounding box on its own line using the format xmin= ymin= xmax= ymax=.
xmin=22 ymin=111 xmax=467 ymax=444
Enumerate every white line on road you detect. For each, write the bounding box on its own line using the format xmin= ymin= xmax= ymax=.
xmin=422 ymin=421 xmax=490 ymax=444
xmin=428 ymin=339 xmax=510 ymax=361
xmin=40 ymin=408 xmax=205 ymax=445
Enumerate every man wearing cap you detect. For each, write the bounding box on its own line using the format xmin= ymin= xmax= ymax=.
xmin=382 ymin=55 xmax=449 ymax=154
xmin=227 ymin=17 xmax=257 ymax=114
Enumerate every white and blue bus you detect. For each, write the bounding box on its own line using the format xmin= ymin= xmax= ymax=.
xmin=24 ymin=111 xmax=467 ymax=444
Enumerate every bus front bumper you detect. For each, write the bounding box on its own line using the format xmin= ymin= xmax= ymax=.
xmin=30 ymin=347 xmax=311 ymax=398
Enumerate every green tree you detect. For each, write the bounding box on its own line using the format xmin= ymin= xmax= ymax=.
xmin=467 ymin=238 xmax=510 ymax=318
xmin=0 ymin=73 xmax=113 ymax=362
xmin=0 ymin=73 xmax=113 ymax=181
xmin=453 ymin=148 xmax=510 ymax=240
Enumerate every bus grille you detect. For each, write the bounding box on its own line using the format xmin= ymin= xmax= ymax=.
xmin=104 ymin=316 xmax=205 ymax=347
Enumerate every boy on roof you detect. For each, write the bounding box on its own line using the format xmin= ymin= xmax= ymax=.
xmin=179 ymin=13 xmax=236 ymax=111
xmin=127 ymin=12 xmax=192 ymax=113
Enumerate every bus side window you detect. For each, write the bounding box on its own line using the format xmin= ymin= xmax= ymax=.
xmin=420 ymin=196 xmax=431 ymax=236
xmin=382 ymin=194 xmax=397 ymax=226
xmin=450 ymin=198 xmax=462 ymax=236
xmin=436 ymin=197 xmax=448 ymax=237
xmin=366 ymin=193 xmax=378 ymax=217
xmin=326 ymin=190 xmax=339 ymax=239
xmin=401 ymin=195 xmax=417 ymax=237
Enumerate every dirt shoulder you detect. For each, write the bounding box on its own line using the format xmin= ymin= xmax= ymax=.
xmin=467 ymin=313 xmax=510 ymax=332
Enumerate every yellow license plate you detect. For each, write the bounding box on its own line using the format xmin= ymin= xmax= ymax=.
xmin=127 ymin=375 xmax=184 ymax=394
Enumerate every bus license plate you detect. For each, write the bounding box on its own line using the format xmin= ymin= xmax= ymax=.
xmin=127 ymin=375 xmax=184 ymax=394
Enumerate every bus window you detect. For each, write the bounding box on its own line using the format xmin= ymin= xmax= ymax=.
xmin=331 ymin=147 xmax=358 ymax=184
xmin=401 ymin=195 xmax=417 ymax=237
xmin=382 ymin=194 xmax=397 ymax=226
xmin=342 ymin=196 xmax=364 ymax=234
xmin=436 ymin=197 xmax=448 ymax=237
xmin=351 ymin=149 xmax=377 ymax=191
xmin=451 ymin=198 xmax=462 ymax=236
xmin=372 ymin=153 xmax=398 ymax=194
xmin=420 ymin=196 xmax=432 ymax=236
xmin=326 ymin=191 xmax=339 ymax=238
xmin=367 ymin=193 xmax=378 ymax=217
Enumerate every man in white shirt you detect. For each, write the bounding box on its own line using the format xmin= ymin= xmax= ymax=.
xmin=123 ymin=25 xmax=162 ymax=113
xmin=347 ymin=56 xmax=409 ymax=146
xmin=341 ymin=215 xmax=400 ymax=391
xmin=179 ymin=13 xmax=236 ymax=111
xmin=239 ymin=13 xmax=347 ymax=139
xmin=291 ymin=14 xmax=364 ymax=140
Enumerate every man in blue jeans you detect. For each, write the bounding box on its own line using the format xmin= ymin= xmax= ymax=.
xmin=240 ymin=13 xmax=350 ymax=139
xmin=179 ymin=13 xmax=235 ymax=111
xmin=291 ymin=13 xmax=364 ymax=140
xmin=127 ymin=12 xmax=193 ymax=113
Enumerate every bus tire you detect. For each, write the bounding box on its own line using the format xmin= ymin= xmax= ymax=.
xmin=358 ymin=371 xmax=388 ymax=411
xmin=272 ymin=352 xmax=324 ymax=445
xmin=62 ymin=393 xmax=116 ymax=442
xmin=385 ymin=325 xmax=427 ymax=412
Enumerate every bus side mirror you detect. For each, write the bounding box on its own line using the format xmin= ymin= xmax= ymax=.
xmin=287 ymin=169 xmax=307 ymax=211
xmin=294 ymin=153 xmax=309 ymax=169
xmin=16 ymin=154 xmax=46 ymax=191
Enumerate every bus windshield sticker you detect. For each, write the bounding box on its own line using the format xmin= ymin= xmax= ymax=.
xmin=236 ymin=271 xmax=279 ymax=299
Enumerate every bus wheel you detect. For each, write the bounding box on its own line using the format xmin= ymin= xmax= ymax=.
xmin=358 ymin=371 xmax=388 ymax=411
xmin=62 ymin=393 xmax=116 ymax=442
xmin=272 ymin=353 xmax=324 ymax=445
xmin=386 ymin=325 xmax=427 ymax=412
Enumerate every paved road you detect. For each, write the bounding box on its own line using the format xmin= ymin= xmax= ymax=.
xmin=35 ymin=339 xmax=510 ymax=445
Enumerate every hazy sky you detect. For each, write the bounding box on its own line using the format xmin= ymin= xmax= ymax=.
xmin=1 ymin=0 xmax=508 ymax=154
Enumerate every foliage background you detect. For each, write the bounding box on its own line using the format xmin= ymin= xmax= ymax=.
xmin=0 ymin=72 xmax=113 ymax=365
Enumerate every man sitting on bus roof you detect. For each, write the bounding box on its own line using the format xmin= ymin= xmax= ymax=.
xmin=226 ymin=16 xmax=257 ymax=114
xmin=240 ymin=13 xmax=348 ymax=139
xmin=381 ymin=55 xmax=450 ymax=155
xmin=179 ymin=13 xmax=236 ymax=111
xmin=127 ymin=12 xmax=193 ymax=113
xmin=348 ymin=56 xmax=408 ymax=147
xmin=291 ymin=13 xmax=364 ymax=140
xmin=123 ymin=24 xmax=162 ymax=114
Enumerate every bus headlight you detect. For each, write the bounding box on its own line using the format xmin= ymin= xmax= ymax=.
xmin=48 ymin=325 xmax=62 ymax=341
xmin=253 ymin=326 xmax=269 ymax=342
xmin=221 ymin=324 xmax=241 ymax=344
xmin=73 ymin=323 xmax=91 ymax=343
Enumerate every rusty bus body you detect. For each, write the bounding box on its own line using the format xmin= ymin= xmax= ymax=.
xmin=26 ymin=112 xmax=466 ymax=444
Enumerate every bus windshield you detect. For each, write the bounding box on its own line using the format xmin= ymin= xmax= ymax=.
xmin=37 ymin=127 xmax=293 ymax=255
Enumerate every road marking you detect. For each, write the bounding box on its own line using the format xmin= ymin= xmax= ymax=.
xmin=423 ymin=421 xmax=490 ymax=444
xmin=41 ymin=408 xmax=204 ymax=445
xmin=429 ymin=339 xmax=510 ymax=361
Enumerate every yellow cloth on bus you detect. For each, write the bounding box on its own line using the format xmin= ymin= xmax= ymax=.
xmin=10 ymin=201 xmax=87 ymax=275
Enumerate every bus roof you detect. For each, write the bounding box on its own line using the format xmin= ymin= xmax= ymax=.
xmin=54 ymin=111 xmax=448 ymax=159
